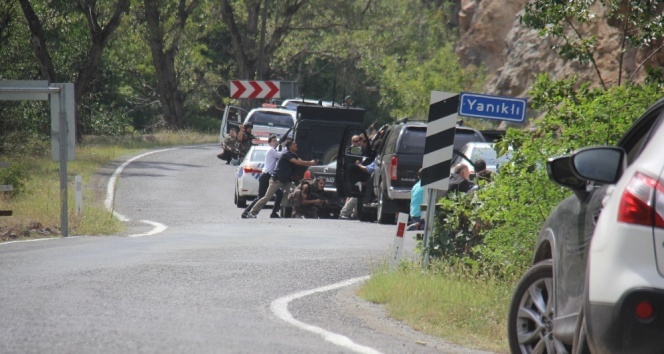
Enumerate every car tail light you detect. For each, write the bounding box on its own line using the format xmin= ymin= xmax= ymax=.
xmin=243 ymin=166 xmax=262 ymax=174
xmin=617 ymin=172 xmax=664 ymax=228
xmin=635 ymin=300 xmax=654 ymax=321
xmin=390 ymin=156 xmax=398 ymax=181
xmin=303 ymin=171 xmax=311 ymax=180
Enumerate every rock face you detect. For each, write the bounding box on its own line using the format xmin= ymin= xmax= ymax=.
xmin=455 ymin=0 xmax=664 ymax=99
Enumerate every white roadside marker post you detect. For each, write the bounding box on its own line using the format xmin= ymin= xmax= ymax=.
xmin=390 ymin=213 xmax=409 ymax=270
xmin=75 ymin=175 xmax=82 ymax=215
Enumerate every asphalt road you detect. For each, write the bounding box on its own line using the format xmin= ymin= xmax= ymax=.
xmin=0 ymin=144 xmax=495 ymax=354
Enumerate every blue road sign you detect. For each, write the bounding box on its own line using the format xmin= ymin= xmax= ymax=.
xmin=459 ymin=92 xmax=527 ymax=123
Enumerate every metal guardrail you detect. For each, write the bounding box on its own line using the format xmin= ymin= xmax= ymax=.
xmin=0 ymin=162 xmax=13 ymax=216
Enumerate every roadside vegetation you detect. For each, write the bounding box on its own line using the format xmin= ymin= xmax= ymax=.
xmin=0 ymin=131 xmax=217 ymax=241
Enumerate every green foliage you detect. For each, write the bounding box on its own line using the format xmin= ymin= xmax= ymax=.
xmin=425 ymin=77 xmax=663 ymax=276
xmin=0 ymin=161 xmax=30 ymax=197
xmin=521 ymin=0 xmax=664 ymax=86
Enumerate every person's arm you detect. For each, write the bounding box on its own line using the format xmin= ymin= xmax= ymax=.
xmin=300 ymin=185 xmax=323 ymax=206
xmin=289 ymin=157 xmax=317 ymax=167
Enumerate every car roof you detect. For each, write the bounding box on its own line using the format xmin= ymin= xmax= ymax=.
xmin=247 ymin=107 xmax=296 ymax=117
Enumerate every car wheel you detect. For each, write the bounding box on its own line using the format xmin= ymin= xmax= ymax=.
xmin=235 ymin=185 xmax=247 ymax=208
xmin=321 ymin=145 xmax=339 ymax=165
xmin=508 ymin=260 xmax=566 ymax=354
xmin=377 ymin=182 xmax=395 ymax=224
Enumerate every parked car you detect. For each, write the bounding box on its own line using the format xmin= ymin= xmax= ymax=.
xmin=221 ymin=106 xmax=296 ymax=145
xmin=336 ymin=120 xmax=486 ymax=224
xmin=450 ymin=142 xmax=513 ymax=179
xmin=234 ymin=145 xmax=270 ymax=208
xmin=302 ymin=160 xmax=344 ymax=218
xmin=507 ymin=97 xmax=664 ymax=353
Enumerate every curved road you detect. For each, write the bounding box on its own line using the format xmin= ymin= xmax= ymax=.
xmin=0 ymin=144 xmax=494 ymax=354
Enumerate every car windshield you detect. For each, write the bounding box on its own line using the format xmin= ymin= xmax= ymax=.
xmin=247 ymin=111 xmax=294 ymax=128
xmin=397 ymin=128 xmax=426 ymax=154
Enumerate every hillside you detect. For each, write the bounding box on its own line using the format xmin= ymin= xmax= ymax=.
xmin=455 ymin=0 xmax=664 ymax=99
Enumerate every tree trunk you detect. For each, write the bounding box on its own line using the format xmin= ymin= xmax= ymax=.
xmin=143 ymin=0 xmax=198 ymax=129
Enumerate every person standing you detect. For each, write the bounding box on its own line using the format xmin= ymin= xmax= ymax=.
xmin=236 ymin=122 xmax=256 ymax=160
xmin=408 ymin=168 xmax=425 ymax=231
xmin=449 ymin=164 xmax=476 ymax=193
xmin=245 ymin=140 xmax=317 ymax=218
xmin=339 ymin=135 xmax=368 ymax=220
xmin=241 ymin=135 xmax=284 ymax=219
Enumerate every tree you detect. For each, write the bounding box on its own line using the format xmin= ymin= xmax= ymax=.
xmin=16 ymin=0 xmax=130 ymax=140
xmin=521 ymin=0 xmax=664 ymax=88
xmin=142 ymin=0 xmax=199 ymax=129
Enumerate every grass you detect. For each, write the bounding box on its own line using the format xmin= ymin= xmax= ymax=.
xmin=358 ymin=259 xmax=513 ymax=353
xmin=0 ymin=131 xmax=218 ymax=241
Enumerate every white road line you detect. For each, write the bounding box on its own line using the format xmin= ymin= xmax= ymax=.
xmin=270 ymin=275 xmax=383 ymax=354
xmin=105 ymin=149 xmax=173 ymax=237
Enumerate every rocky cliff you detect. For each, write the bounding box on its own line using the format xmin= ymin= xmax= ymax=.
xmin=455 ymin=0 xmax=664 ymax=99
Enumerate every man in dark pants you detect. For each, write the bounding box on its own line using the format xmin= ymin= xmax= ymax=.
xmin=242 ymin=135 xmax=284 ymax=218
xmin=245 ymin=140 xmax=317 ymax=218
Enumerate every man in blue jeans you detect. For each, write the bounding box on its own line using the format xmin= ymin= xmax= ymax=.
xmin=241 ymin=135 xmax=284 ymax=219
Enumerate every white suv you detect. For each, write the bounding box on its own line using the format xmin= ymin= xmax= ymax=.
xmin=508 ymin=97 xmax=664 ymax=354
xmin=572 ymin=105 xmax=664 ymax=353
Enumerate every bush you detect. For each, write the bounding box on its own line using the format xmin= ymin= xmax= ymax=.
xmin=424 ymin=77 xmax=664 ymax=276
xmin=0 ymin=161 xmax=30 ymax=197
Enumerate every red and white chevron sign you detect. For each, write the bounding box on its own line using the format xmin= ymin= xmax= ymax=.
xmin=230 ymin=80 xmax=280 ymax=99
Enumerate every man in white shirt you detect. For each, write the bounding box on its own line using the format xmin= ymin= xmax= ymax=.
xmin=241 ymin=135 xmax=284 ymax=218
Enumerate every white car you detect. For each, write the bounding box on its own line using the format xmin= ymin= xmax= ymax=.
xmin=574 ymin=99 xmax=664 ymax=353
xmin=234 ymin=145 xmax=270 ymax=208
xmin=451 ymin=142 xmax=513 ymax=178
xmin=507 ymin=97 xmax=664 ymax=353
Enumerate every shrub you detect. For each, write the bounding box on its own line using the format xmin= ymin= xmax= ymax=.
xmin=424 ymin=77 xmax=663 ymax=276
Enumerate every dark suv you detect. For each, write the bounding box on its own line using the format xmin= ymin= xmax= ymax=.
xmin=336 ymin=120 xmax=486 ymax=224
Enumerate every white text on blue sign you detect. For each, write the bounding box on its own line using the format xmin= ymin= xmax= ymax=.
xmin=459 ymin=92 xmax=527 ymax=123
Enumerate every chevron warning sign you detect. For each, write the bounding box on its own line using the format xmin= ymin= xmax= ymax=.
xmin=230 ymin=80 xmax=280 ymax=99
xmin=421 ymin=92 xmax=459 ymax=190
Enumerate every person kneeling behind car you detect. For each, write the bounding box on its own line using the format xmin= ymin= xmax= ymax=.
xmin=289 ymin=180 xmax=325 ymax=219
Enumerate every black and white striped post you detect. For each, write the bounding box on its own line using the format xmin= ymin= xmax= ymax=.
xmin=420 ymin=92 xmax=459 ymax=266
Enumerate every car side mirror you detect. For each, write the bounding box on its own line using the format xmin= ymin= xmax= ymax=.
xmin=570 ymin=146 xmax=625 ymax=184
xmin=547 ymin=156 xmax=586 ymax=190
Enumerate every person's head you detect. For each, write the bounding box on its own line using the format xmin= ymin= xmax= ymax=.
xmin=351 ymin=135 xmax=361 ymax=147
xmin=344 ymin=95 xmax=353 ymax=106
xmin=229 ymin=127 xmax=238 ymax=137
xmin=268 ymin=135 xmax=278 ymax=147
xmin=454 ymin=164 xmax=470 ymax=180
xmin=243 ymin=122 xmax=253 ymax=133
xmin=474 ymin=159 xmax=487 ymax=172
xmin=285 ymin=139 xmax=298 ymax=152
xmin=417 ymin=168 xmax=423 ymax=181
xmin=315 ymin=177 xmax=326 ymax=190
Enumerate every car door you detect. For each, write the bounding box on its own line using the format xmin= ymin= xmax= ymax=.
xmin=220 ymin=105 xmax=246 ymax=143
xmin=336 ymin=126 xmax=373 ymax=199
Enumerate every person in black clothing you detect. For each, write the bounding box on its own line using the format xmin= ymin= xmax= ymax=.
xmin=245 ymin=140 xmax=317 ymax=218
xmin=448 ymin=163 xmax=475 ymax=193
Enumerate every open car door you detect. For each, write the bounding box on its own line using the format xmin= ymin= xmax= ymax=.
xmin=219 ymin=105 xmax=247 ymax=143
xmin=336 ymin=126 xmax=373 ymax=199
